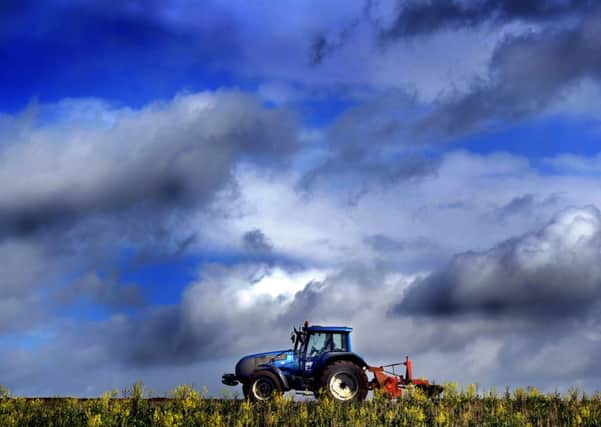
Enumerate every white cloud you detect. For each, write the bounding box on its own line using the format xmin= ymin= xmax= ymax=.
xmin=191 ymin=150 xmax=601 ymax=272
xmin=544 ymin=152 xmax=601 ymax=174
xmin=234 ymin=266 xmax=328 ymax=308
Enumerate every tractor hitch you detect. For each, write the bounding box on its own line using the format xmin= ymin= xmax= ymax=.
xmin=222 ymin=373 xmax=239 ymax=386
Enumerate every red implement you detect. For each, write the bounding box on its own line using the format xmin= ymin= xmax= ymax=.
xmin=367 ymin=356 xmax=442 ymax=398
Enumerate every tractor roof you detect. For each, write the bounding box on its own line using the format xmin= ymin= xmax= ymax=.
xmin=305 ymin=325 xmax=352 ymax=333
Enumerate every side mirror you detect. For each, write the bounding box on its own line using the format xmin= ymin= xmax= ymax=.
xmin=291 ymin=333 xmax=295 ymax=344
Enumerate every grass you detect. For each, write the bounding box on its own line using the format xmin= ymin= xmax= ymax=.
xmin=0 ymin=382 xmax=599 ymax=426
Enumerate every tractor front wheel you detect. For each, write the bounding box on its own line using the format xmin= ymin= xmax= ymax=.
xmin=319 ymin=360 xmax=368 ymax=402
xmin=247 ymin=371 xmax=282 ymax=402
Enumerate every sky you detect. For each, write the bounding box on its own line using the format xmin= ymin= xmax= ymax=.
xmin=1 ymin=0 xmax=601 ymax=396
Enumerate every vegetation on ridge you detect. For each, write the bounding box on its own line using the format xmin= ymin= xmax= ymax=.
xmin=0 ymin=382 xmax=599 ymax=426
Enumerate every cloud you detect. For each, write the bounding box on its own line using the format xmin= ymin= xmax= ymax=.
xmin=544 ymin=152 xmax=601 ymax=174
xmin=364 ymin=235 xmax=446 ymax=271
xmin=379 ymin=0 xmax=592 ymax=40
xmin=242 ymin=229 xmax=273 ymax=252
xmin=58 ymin=273 xmax=145 ymax=312
xmin=102 ymin=264 xmax=328 ymax=366
xmin=0 ymin=90 xmax=297 ymax=353
xmin=306 ymin=2 xmax=601 ymax=138
xmin=200 ymin=150 xmax=601 ymax=271
xmin=396 ymin=206 xmax=601 ymax=316
xmin=309 ymin=0 xmax=592 ymax=84
xmin=417 ymin=11 xmax=601 ymax=137
xmin=0 ymin=239 xmax=64 ymax=333
xmin=0 ymin=91 xmax=297 ymax=239
xmin=298 ymin=91 xmax=441 ymax=198
xmin=493 ymin=193 xmax=563 ymax=222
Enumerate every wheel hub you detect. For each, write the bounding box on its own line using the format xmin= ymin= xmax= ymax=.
xmin=252 ymin=378 xmax=275 ymax=400
xmin=329 ymin=372 xmax=358 ymax=401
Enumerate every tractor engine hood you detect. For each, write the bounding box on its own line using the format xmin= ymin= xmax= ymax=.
xmin=235 ymin=349 xmax=292 ymax=380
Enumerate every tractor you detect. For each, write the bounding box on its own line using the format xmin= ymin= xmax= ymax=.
xmin=222 ymin=321 xmax=442 ymax=402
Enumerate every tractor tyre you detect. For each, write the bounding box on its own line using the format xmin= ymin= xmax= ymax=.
xmin=248 ymin=371 xmax=282 ymax=402
xmin=319 ymin=360 xmax=368 ymax=402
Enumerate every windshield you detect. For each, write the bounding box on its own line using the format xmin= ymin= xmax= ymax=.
xmin=304 ymin=332 xmax=347 ymax=357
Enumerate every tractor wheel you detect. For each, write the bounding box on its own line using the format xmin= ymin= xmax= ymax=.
xmin=319 ymin=360 xmax=368 ymax=402
xmin=248 ymin=371 xmax=282 ymax=402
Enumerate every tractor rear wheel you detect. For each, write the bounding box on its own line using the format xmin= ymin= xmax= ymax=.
xmin=319 ymin=360 xmax=368 ymax=402
xmin=248 ymin=371 xmax=282 ymax=402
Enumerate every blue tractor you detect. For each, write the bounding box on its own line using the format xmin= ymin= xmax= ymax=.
xmin=222 ymin=322 xmax=370 ymax=402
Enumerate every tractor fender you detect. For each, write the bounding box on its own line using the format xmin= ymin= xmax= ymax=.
xmin=313 ymin=352 xmax=368 ymax=378
xmin=253 ymin=364 xmax=291 ymax=391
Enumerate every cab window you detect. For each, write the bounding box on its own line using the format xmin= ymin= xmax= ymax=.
xmin=306 ymin=332 xmax=347 ymax=356
xmin=307 ymin=333 xmax=327 ymax=356
xmin=331 ymin=333 xmax=347 ymax=351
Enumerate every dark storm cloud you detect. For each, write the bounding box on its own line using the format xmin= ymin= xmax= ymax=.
xmin=120 ymin=306 xmax=219 ymax=366
xmin=395 ymin=206 xmax=601 ymax=317
xmin=94 ymin=303 xmax=226 ymax=367
xmin=380 ymin=0 xmax=593 ymax=40
xmin=242 ymin=229 xmax=273 ymax=252
xmin=417 ymin=13 xmax=601 ymax=137
xmin=0 ymin=92 xmax=297 ymax=239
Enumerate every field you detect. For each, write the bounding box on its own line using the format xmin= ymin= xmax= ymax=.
xmin=0 ymin=383 xmax=600 ymax=426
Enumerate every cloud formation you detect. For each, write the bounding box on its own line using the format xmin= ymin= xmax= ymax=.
xmin=104 ymin=264 xmax=327 ymax=366
xmin=418 ymin=12 xmax=601 ymax=136
xmin=380 ymin=0 xmax=593 ymax=40
xmin=0 ymin=91 xmax=297 ymax=239
xmin=397 ymin=206 xmax=601 ymax=316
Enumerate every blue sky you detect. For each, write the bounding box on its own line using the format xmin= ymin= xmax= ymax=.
xmin=1 ymin=0 xmax=601 ymax=396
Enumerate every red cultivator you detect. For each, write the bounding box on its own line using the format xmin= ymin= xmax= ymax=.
xmin=368 ymin=356 xmax=443 ymax=398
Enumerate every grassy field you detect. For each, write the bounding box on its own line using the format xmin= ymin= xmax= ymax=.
xmin=0 ymin=383 xmax=600 ymax=426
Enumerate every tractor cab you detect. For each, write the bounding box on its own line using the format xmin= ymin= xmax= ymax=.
xmin=292 ymin=324 xmax=352 ymax=374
